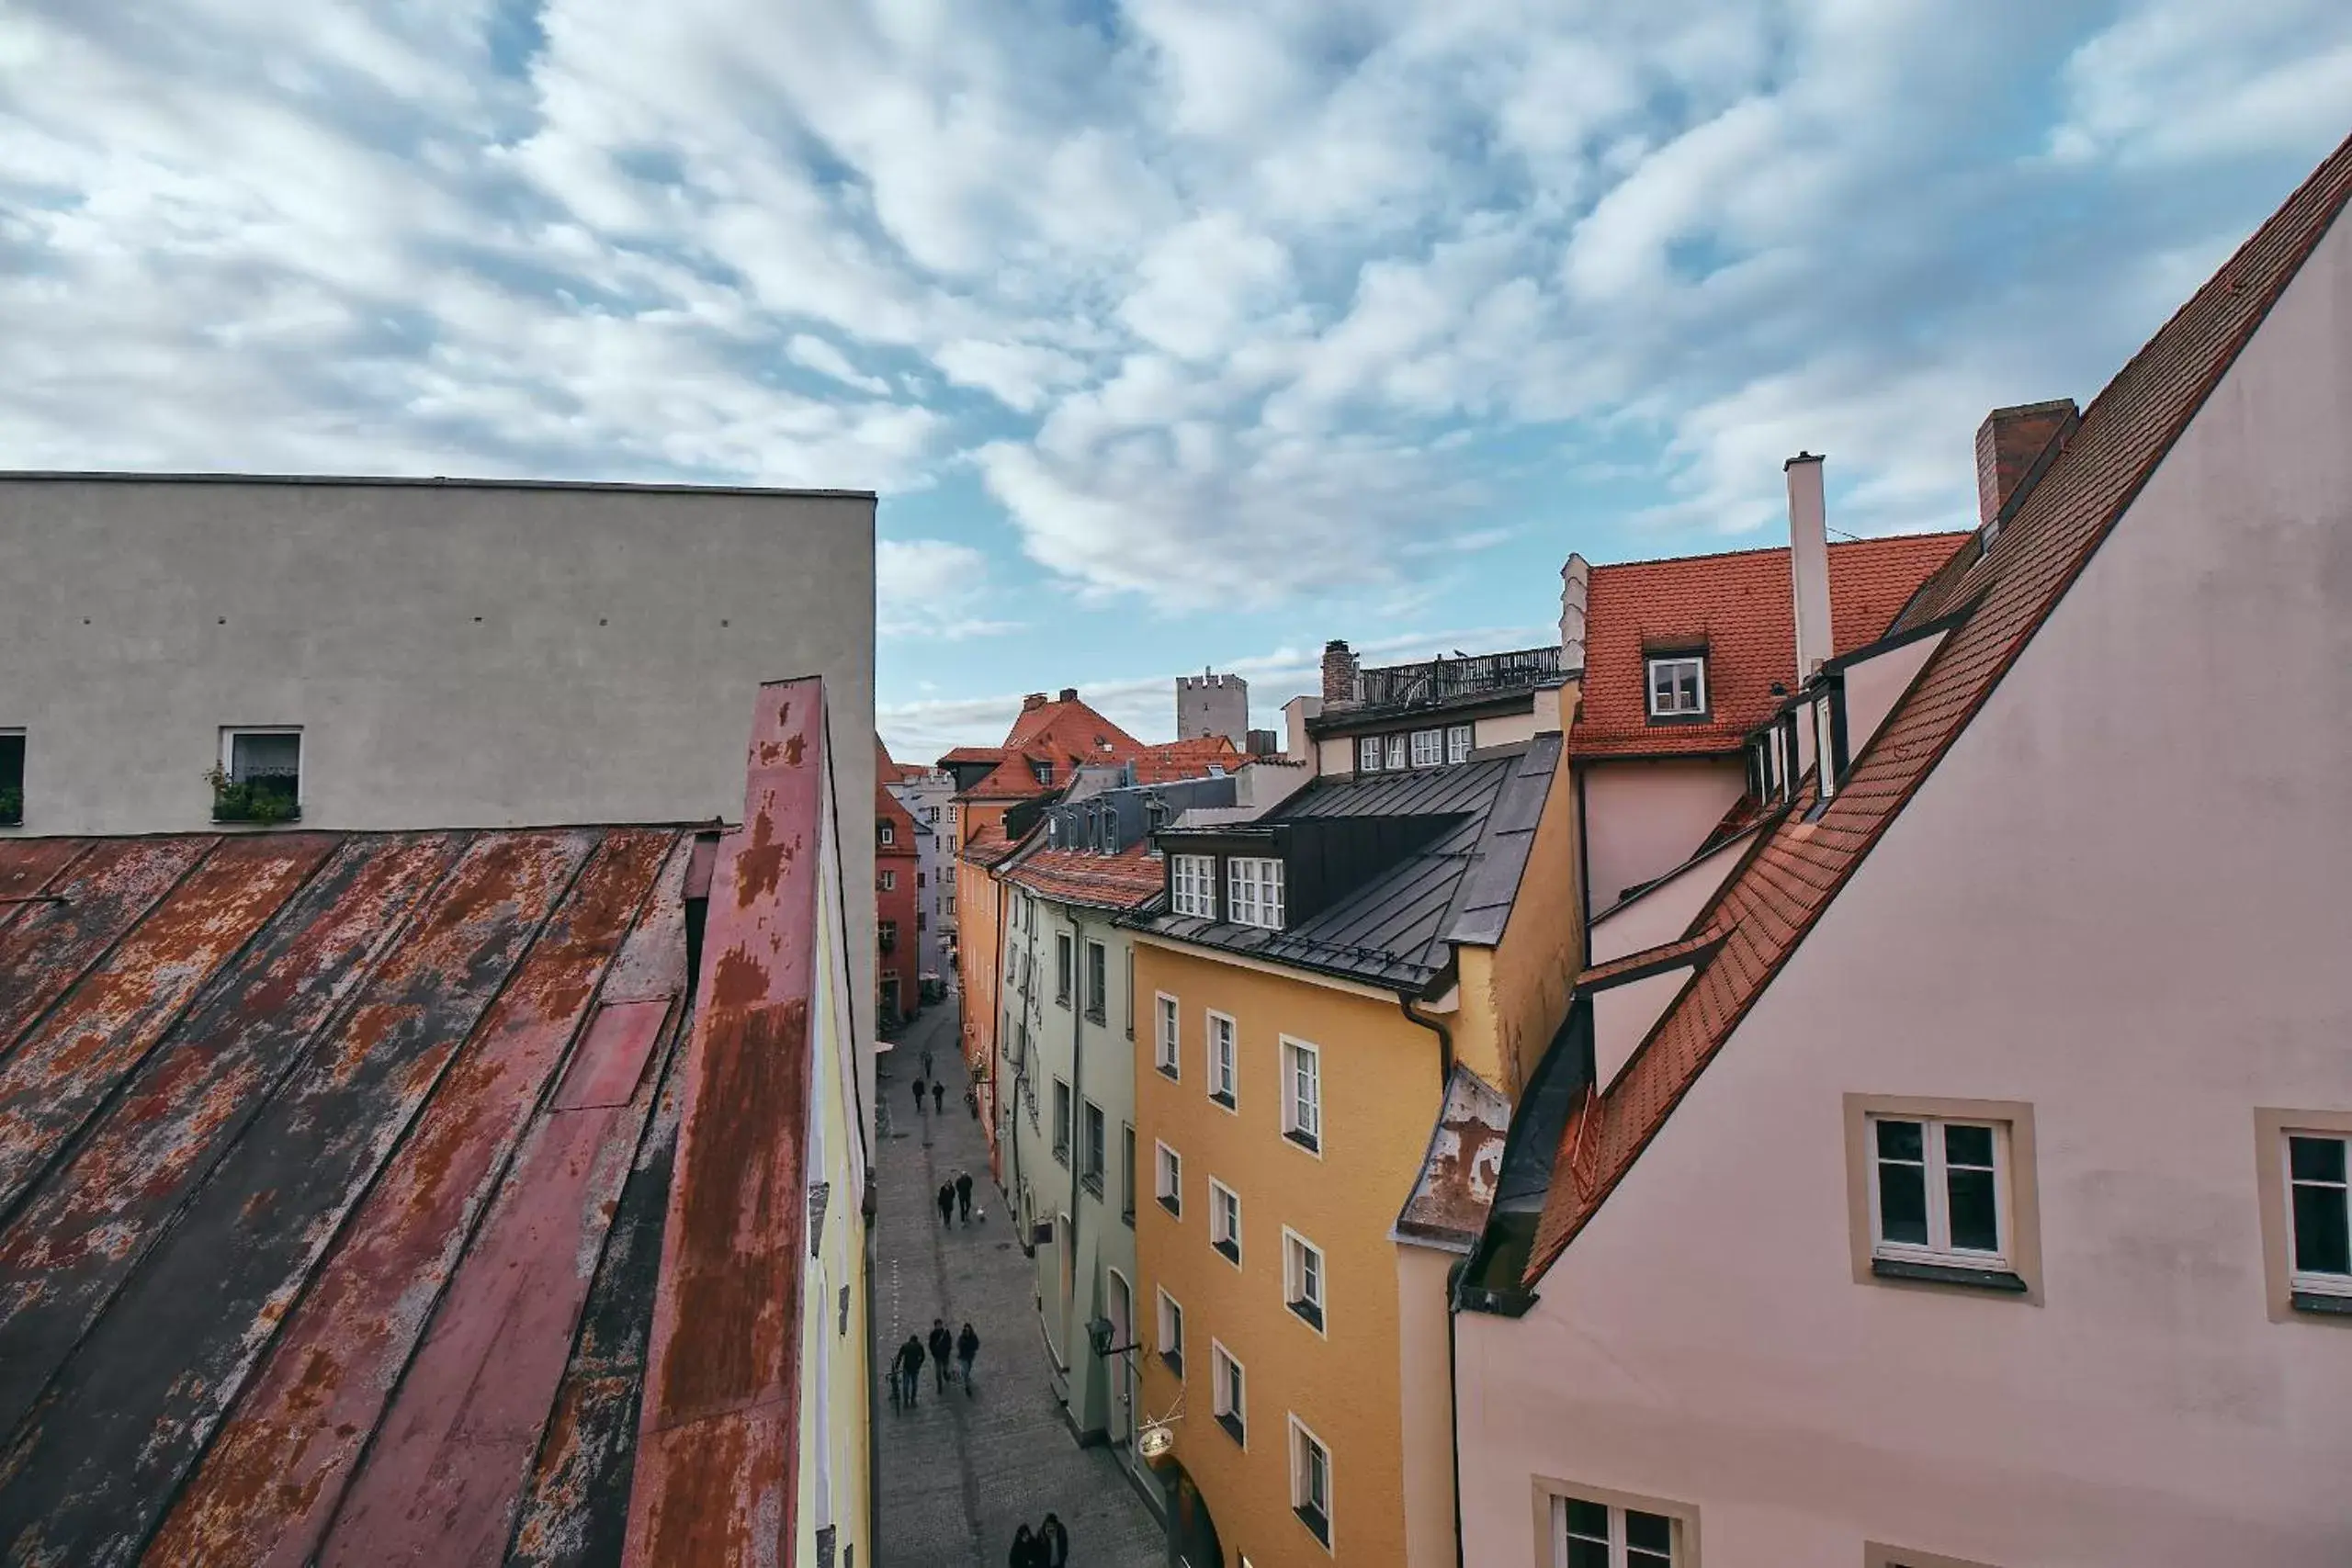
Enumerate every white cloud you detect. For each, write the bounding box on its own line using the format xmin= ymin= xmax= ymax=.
xmin=876 ymin=537 xmax=1022 ymax=640
xmin=2051 ymin=0 xmax=2352 ymax=166
xmin=788 ymin=333 xmax=890 ymax=395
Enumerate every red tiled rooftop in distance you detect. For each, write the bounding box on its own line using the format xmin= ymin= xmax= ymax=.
xmin=1572 ymin=534 xmax=1969 ymax=758
xmin=1004 ymin=841 xmax=1166 ymax=909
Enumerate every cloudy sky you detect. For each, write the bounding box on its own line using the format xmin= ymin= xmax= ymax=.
xmin=6 ymin=2 xmax=2347 ymax=757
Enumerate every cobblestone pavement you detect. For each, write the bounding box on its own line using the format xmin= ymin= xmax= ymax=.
xmin=876 ymin=992 xmax=1166 ymax=1568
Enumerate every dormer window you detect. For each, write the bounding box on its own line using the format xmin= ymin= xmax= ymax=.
xmin=1646 ymin=655 xmax=1708 ymax=718
xmin=1410 ymin=729 xmax=1442 ymax=768
xmin=1227 ymin=857 xmax=1284 ymax=930
xmin=1383 ymin=735 xmax=1407 ymax=771
xmin=1171 ymin=853 xmax=1217 ymax=919
xmin=1033 ymin=760 xmax=1054 ymax=784
xmin=1358 ymin=737 xmax=1383 ymax=773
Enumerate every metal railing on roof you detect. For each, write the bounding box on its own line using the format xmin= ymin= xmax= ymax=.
xmin=1356 ymin=646 xmax=1563 ymax=709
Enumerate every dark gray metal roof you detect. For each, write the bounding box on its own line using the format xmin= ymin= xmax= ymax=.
xmin=1128 ymin=737 xmax=1563 ymax=991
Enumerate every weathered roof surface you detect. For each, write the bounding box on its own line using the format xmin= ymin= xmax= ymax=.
xmin=1395 ymin=1066 xmax=1512 ymax=1251
xmin=1005 ymin=841 xmax=1167 ymax=910
xmin=1131 ymin=737 xmax=1239 ymax=784
xmin=1572 ymin=534 xmax=1966 ymax=758
xmin=0 ymin=690 xmax=836 ymax=1563
xmin=1132 ymin=739 xmax=1564 ymax=991
xmin=1524 ymin=129 xmax=2352 ymax=1288
xmin=1003 ymin=693 xmax=1142 ymax=755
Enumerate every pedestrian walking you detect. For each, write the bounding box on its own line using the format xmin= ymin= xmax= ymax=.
xmin=932 ymin=1080 xmax=944 ymax=1114
xmin=956 ymin=1321 xmax=979 ymax=1396
xmin=1038 ymin=1511 xmax=1070 ymax=1568
xmin=936 ymin=1181 xmax=956 ymax=1227
xmin=921 ymin=1044 xmax=933 ymax=1080
xmin=956 ymin=1169 xmax=974 ymax=1224
xmin=1008 ymin=1524 xmax=1041 ymax=1568
xmin=928 ymin=1319 xmax=955 ymax=1393
xmin=910 ymin=1077 xmax=927 ymax=1117
xmin=899 ymin=1333 xmax=925 ymax=1407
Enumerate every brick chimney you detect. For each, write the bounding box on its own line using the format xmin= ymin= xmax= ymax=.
xmin=1320 ymin=640 xmax=1359 ymax=706
xmin=1974 ymin=400 xmax=2076 ymax=528
xmin=1057 ymin=686 xmax=1079 ymax=704
xmin=1021 ymin=692 xmax=1047 ymax=712
xmin=1784 ymin=452 xmax=1834 ymax=680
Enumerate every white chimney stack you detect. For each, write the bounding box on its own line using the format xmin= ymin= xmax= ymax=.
xmin=1558 ymin=553 xmax=1590 ymax=671
xmin=1784 ymin=452 xmax=1834 ymax=680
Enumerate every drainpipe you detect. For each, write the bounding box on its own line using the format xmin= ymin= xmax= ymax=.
xmin=1399 ymin=986 xmax=1455 ymax=1087
xmin=1063 ymin=906 xmax=1088 ymax=1405
xmin=1447 ymin=1258 xmax=1468 ymax=1568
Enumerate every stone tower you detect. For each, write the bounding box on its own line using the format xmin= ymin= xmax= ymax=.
xmin=1175 ymin=669 xmax=1250 ymax=747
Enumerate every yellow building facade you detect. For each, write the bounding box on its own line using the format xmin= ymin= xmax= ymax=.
xmin=1129 ymin=728 xmax=1582 ymax=1568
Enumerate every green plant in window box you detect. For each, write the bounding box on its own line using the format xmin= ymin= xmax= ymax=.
xmin=0 ymin=786 xmax=20 ymax=826
xmin=206 ymin=765 xmax=300 ymax=825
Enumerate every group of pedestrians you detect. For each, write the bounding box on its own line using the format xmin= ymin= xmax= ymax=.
xmin=891 ymin=1317 xmax=980 ymax=1406
xmin=1008 ymin=1513 xmax=1071 ymax=1567
xmin=936 ymin=1168 xmax=977 ymax=1226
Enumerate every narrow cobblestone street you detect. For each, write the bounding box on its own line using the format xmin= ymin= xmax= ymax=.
xmin=875 ymin=991 xmax=1166 ymax=1568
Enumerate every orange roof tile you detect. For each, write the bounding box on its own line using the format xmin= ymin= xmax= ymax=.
xmin=1525 ymin=129 xmax=2352 ymax=1288
xmin=1003 ymin=841 xmax=1166 ymax=909
xmin=1572 ymin=534 xmax=1967 ymax=758
xmin=1131 ymin=737 xmax=1238 ymax=784
xmin=1003 ymin=694 xmax=1144 ymax=758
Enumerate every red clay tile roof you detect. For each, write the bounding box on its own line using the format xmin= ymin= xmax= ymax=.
xmin=1525 ymin=130 xmax=2352 ymax=1288
xmin=877 ymin=782 xmax=919 ymax=859
xmin=1003 ymin=694 xmax=1143 ymax=757
xmin=1003 ymin=841 xmax=1167 ymax=910
xmin=1131 ymin=737 xmax=1239 ymax=784
xmin=1572 ymin=534 xmax=1968 ymax=758
xmin=938 ymin=745 xmax=1007 ymax=766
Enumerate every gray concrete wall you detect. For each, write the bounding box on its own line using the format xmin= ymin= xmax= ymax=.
xmin=0 ymin=472 xmax=877 ymax=1140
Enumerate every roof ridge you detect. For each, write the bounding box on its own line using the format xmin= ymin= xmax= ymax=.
xmin=1521 ymin=125 xmax=2352 ymax=1289
xmin=1588 ymin=530 xmax=1972 ymax=574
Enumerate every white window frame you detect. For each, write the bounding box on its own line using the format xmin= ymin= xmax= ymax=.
xmin=1283 ymin=1226 xmax=1327 ymax=1335
xmin=1052 ymin=1077 xmax=1072 ymax=1165
xmin=878 ymin=869 xmax=896 ymax=891
xmin=1384 ymin=734 xmax=1407 ymax=771
xmin=1550 ymin=1489 xmax=1689 ymax=1567
xmin=1409 ymin=728 xmax=1442 ymax=768
xmin=1357 ymin=736 xmax=1383 ymax=773
xmin=1645 ymin=655 xmax=1707 ymax=718
xmin=1289 ymin=1415 xmax=1334 ymax=1550
xmin=1082 ymin=1100 xmax=1107 ymax=1189
xmin=1155 ymin=1140 xmax=1182 ymax=1217
xmin=2285 ymin=1130 xmax=2352 ymax=1296
xmin=1209 ymin=1178 xmax=1242 ymax=1267
xmin=877 ymin=821 xmax=894 ymax=845
xmin=1155 ymin=993 xmax=1182 ymax=1078
xmin=1281 ymin=1036 xmax=1323 ymax=1155
xmin=1866 ymin=1115 xmax=2010 ymax=1269
xmin=1445 ymin=723 xmax=1473 ymax=764
xmin=220 ymin=726 xmax=304 ymax=799
xmin=1054 ymin=931 xmax=1073 ymax=1004
xmin=1227 ymin=857 xmax=1284 ymax=930
xmin=1206 ymin=1010 xmax=1238 ymax=1110
xmin=1157 ymin=1287 xmax=1185 ymax=1373
xmin=1211 ymin=1339 xmax=1247 ymax=1447
xmin=1085 ymin=939 xmax=1108 ymax=1021
xmin=1171 ymin=853 xmax=1217 ymax=919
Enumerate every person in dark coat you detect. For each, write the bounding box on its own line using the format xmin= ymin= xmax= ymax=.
xmin=956 ymin=1321 xmax=979 ymax=1395
xmin=1037 ymin=1511 xmax=1069 ymax=1567
xmin=936 ymin=1181 xmax=956 ymax=1226
xmin=928 ymin=1318 xmax=955 ymax=1393
xmin=1008 ymin=1524 xmax=1039 ymax=1568
xmin=911 ymin=1077 xmax=927 ymax=1116
xmin=956 ymin=1169 xmax=975 ymax=1223
xmin=898 ymin=1333 xmax=924 ymax=1406
xmin=932 ymin=1080 xmax=945 ymax=1114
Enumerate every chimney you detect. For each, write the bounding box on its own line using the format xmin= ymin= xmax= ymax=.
xmin=1558 ymin=553 xmax=1590 ymax=672
xmin=1320 ymin=640 xmax=1359 ymax=706
xmin=1021 ymin=692 xmax=1047 ymax=712
xmin=1784 ymin=452 xmax=1834 ymax=680
xmin=1057 ymin=686 xmax=1079 ymax=704
xmin=1973 ymin=399 xmax=2077 ymax=529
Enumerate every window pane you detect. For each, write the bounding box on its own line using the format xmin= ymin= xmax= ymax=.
xmin=1626 ymin=1509 xmax=1674 ymax=1556
xmin=1565 ymin=1542 xmax=1609 ymax=1568
xmin=1385 ymin=736 xmax=1407 ymax=769
xmin=1564 ymin=1499 xmax=1610 ymax=1540
xmin=2292 ymin=1183 xmax=2352 ymax=1276
xmin=1875 ymin=1119 xmax=1924 ymax=1161
xmin=2290 ymin=1135 xmax=2347 ymax=1185
xmin=1943 ymin=1123 xmax=1995 ymax=1168
xmin=1947 ymin=1167 xmax=1999 ymax=1253
xmin=1878 ymin=1161 xmax=1928 ymax=1246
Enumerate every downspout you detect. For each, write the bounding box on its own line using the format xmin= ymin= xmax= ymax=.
xmin=1399 ymin=988 xmax=1455 ymax=1086
xmin=1446 ymin=1259 xmax=1467 ymax=1568
xmin=1063 ymin=906 xmax=1088 ymax=1397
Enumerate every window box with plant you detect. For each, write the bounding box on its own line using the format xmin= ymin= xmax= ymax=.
xmin=212 ymin=729 xmax=302 ymax=824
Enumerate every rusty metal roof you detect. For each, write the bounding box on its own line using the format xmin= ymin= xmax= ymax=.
xmin=0 ymin=684 xmax=835 ymax=1565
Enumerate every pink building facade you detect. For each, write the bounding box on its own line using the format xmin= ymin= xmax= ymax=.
xmin=1453 ymin=133 xmax=2352 ymax=1567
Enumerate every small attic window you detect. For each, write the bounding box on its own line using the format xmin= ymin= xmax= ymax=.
xmin=214 ymin=728 xmax=302 ymax=823
xmin=1034 ymin=760 xmax=1055 ymax=784
xmin=1646 ymin=655 xmax=1708 ymax=719
xmin=0 ymin=729 xmax=23 ymax=825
